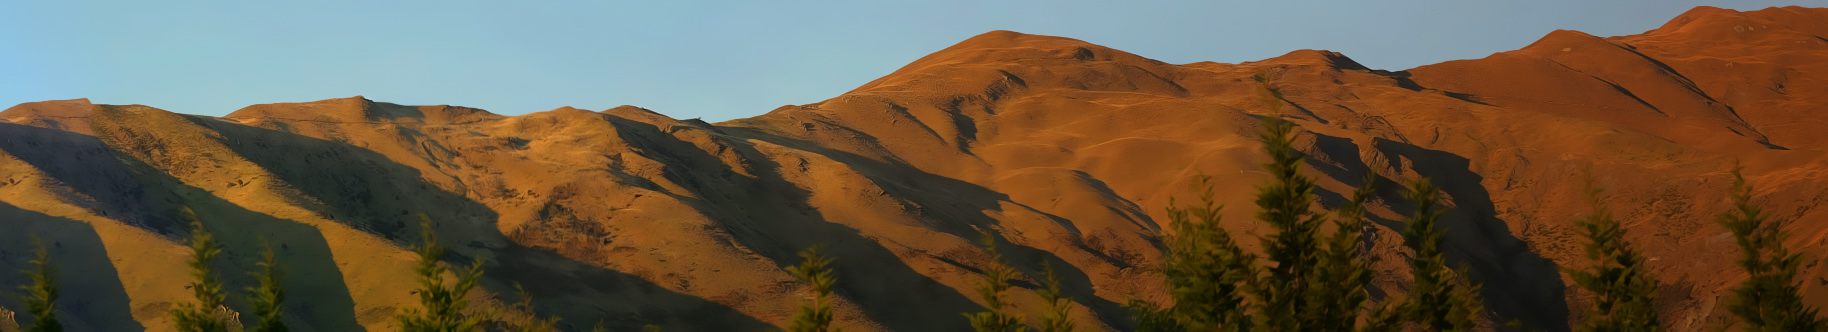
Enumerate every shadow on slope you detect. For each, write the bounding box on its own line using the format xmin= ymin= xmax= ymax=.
xmin=201 ymin=118 xmax=769 ymax=331
xmin=1366 ymin=137 xmax=1571 ymax=331
xmin=0 ymin=123 xmax=180 ymax=234
xmin=1 ymin=121 xmax=367 ymax=330
xmin=601 ymin=118 xmax=988 ymax=330
xmin=713 ymin=125 xmax=1140 ymax=329
xmin=0 ymin=201 xmax=145 ymax=332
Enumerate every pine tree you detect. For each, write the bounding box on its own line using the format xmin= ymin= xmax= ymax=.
xmin=171 ymin=208 xmax=230 ymax=332
xmin=1399 ymin=179 xmax=1484 ymax=331
xmin=1124 ymin=299 xmax=1174 ymax=332
xmin=787 ymin=245 xmax=838 ymax=332
xmin=1313 ymin=172 xmax=1377 ymax=332
xmin=1135 ymin=175 xmax=1256 ymax=332
xmin=1565 ymin=176 xmax=1661 ymax=332
xmin=19 ymin=240 xmax=60 ymax=332
xmin=396 ymin=216 xmax=488 ymax=332
xmin=1717 ymin=165 xmax=1825 ymax=331
xmin=1362 ymin=302 xmax=1407 ymax=332
xmin=964 ymin=230 xmax=1023 ymax=332
xmin=245 ymin=242 xmax=286 ymax=332
xmin=1249 ymin=115 xmax=1333 ymax=330
xmin=1032 ymin=261 xmax=1076 ymax=332
xmin=1131 ymin=76 xmax=1454 ymax=331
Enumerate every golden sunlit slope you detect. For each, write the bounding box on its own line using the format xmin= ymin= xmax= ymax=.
xmin=3 ymin=5 xmax=1828 ymax=331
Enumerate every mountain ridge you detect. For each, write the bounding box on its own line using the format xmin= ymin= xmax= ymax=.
xmin=4 ymin=6 xmax=1828 ymax=331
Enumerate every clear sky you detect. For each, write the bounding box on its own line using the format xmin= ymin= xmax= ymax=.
xmin=0 ymin=0 xmax=1807 ymax=121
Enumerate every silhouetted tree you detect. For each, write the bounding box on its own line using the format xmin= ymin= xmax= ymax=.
xmin=19 ymin=240 xmax=60 ymax=332
xmin=787 ymin=245 xmax=837 ymax=332
xmin=1398 ymin=179 xmax=1484 ymax=331
xmin=396 ymin=216 xmax=488 ymax=332
xmin=964 ymin=230 xmax=1023 ymax=332
xmin=171 ymin=208 xmax=231 ymax=332
xmin=1718 ymin=165 xmax=1825 ymax=331
xmin=245 ymin=242 xmax=286 ymax=332
xmin=1565 ymin=175 xmax=1660 ymax=331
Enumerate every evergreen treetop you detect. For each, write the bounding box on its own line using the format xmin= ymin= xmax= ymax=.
xmin=1032 ymin=261 xmax=1076 ymax=332
xmin=20 ymin=239 xmax=60 ymax=332
xmin=1249 ymin=115 xmax=1331 ymax=331
xmin=964 ymin=230 xmax=1024 ymax=332
xmin=1565 ymin=174 xmax=1661 ymax=332
xmin=396 ymin=215 xmax=488 ymax=332
xmin=787 ymin=245 xmax=838 ymax=332
xmin=246 ymin=242 xmax=287 ymax=332
xmin=1717 ymin=165 xmax=1825 ymax=332
xmin=171 ymin=208 xmax=230 ymax=332
xmin=1141 ymin=175 xmax=1256 ymax=332
xmin=1398 ymin=179 xmax=1484 ymax=332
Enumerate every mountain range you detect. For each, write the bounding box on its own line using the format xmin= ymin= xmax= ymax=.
xmin=3 ymin=5 xmax=1827 ymax=331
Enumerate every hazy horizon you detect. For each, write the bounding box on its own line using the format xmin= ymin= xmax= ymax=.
xmin=0 ymin=0 xmax=1804 ymax=121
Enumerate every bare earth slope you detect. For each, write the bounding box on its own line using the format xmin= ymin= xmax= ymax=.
xmin=3 ymin=6 xmax=1827 ymax=331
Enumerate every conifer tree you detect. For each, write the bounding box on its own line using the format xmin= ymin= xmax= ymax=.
xmin=1565 ymin=176 xmax=1661 ymax=332
xmin=1131 ymin=77 xmax=1440 ymax=331
xmin=19 ymin=240 xmax=60 ymax=332
xmin=171 ymin=208 xmax=230 ymax=332
xmin=1717 ymin=166 xmax=1825 ymax=331
xmin=1313 ymin=172 xmax=1377 ymax=332
xmin=245 ymin=242 xmax=286 ymax=332
xmin=396 ymin=216 xmax=488 ymax=332
xmin=1124 ymin=300 xmax=1174 ymax=332
xmin=1399 ymin=179 xmax=1484 ymax=332
xmin=1362 ymin=302 xmax=1407 ymax=332
xmin=964 ymin=230 xmax=1023 ymax=332
xmin=1249 ymin=115 xmax=1331 ymax=331
xmin=787 ymin=245 xmax=837 ymax=332
xmin=1032 ymin=261 xmax=1076 ymax=332
xmin=1133 ymin=176 xmax=1256 ymax=332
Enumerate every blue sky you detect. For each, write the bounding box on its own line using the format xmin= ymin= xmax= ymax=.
xmin=0 ymin=1 xmax=1805 ymax=121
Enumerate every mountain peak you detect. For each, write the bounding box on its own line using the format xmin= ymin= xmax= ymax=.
xmin=1652 ymin=6 xmax=1760 ymax=36
xmin=1251 ymin=49 xmax=1368 ymax=70
xmin=226 ymin=97 xmax=498 ymax=124
xmin=3 ymin=98 xmax=95 ymax=119
xmin=1512 ymin=29 xmax=1618 ymax=56
xmin=1645 ymin=6 xmax=1828 ymax=37
xmin=931 ymin=30 xmax=1129 ymax=62
xmin=2 ymin=98 xmax=100 ymax=134
xmin=846 ymin=30 xmax=1170 ymax=95
xmin=1612 ymin=6 xmax=1828 ymax=58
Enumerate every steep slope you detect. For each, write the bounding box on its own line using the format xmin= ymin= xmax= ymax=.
xmin=4 ymin=6 xmax=1828 ymax=332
